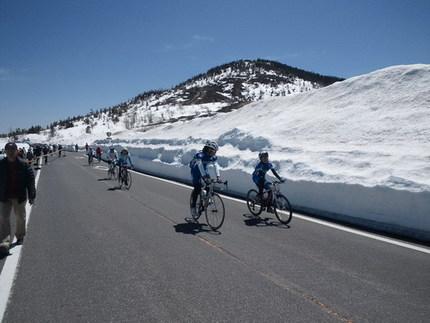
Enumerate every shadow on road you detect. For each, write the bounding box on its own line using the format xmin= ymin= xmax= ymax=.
xmin=243 ymin=213 xmax=290 ymax=229
xmin=174 ymin=219 xmax=220 ymax=235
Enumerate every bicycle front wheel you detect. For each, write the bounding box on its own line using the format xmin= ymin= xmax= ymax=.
xmin=205 ymin=193 xmax=225 ymax=231
xmin=124 ymin=171 xmax=132 ymax=189
xmin=273 ymin=194 xmax=293 ymax=224
xmin=246 ymin=189 xmax=263 ymax=216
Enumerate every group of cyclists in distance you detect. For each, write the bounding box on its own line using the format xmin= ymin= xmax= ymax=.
xmin=84 ymin=139 xmax=290 ymax=228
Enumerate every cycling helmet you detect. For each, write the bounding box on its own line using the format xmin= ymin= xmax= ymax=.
xmin=109 ymin=147 xmax=115 ymax=152
xmin=259 ymin=151 xmax=269 ymax=159
xmin=121 ymin=149 xmax=128 ymax=154
xmin=204 ymin=140 xmax=219 ymax=151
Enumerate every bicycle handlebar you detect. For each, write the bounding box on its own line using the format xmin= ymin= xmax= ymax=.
xmin=205 ymin=179 xmax=227 ymax=184
xmin=272 ymin=180 xmax=286 ymax=184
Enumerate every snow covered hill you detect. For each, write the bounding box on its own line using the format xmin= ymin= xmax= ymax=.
xmin=7 ymin=64 xmax=430 ymax=242
xmin=99 ymin=64 xmax=430 ymax=193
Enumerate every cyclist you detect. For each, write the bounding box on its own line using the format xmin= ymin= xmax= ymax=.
xmin=96 ymin=146 xmax=103 ymax=162
xmin=107 ymin=147 xmax=118 ymax=164
xmin=189 ymin=140 xmax=221 ymax=216
xmin=117 ymin=149 xmax=134 ymax=181
xmin=87 ymin=147 xmax=95 ymax=165
xmin=252 ymin=152 xmax=285 ymax=210
xmin=106 ymin=147 xmax=118 ymax=173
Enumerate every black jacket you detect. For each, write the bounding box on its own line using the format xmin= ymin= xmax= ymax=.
xmin=0 ymin=157 xmax=36 ymax=203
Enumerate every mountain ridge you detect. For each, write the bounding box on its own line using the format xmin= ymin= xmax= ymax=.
xmin=3 ymin=59 xmax=343 ymax=138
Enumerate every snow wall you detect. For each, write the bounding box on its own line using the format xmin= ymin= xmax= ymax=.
xmin=100 ymin=145 xmax=430 ymax=244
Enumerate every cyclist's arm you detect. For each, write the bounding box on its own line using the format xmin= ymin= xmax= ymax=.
xmin=212 ymin=160 xmax=221 ymax=179
xmin=270 ymin=169 xmax=285 ymax=182
xmin=195 ymin=159 xmax=207 ymax=177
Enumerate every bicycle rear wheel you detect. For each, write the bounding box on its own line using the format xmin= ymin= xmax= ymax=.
xmin=273 ymin=194 xmax=293 ymax=224
xmin=246 ymin=189 xmax=263 ymax=216
xmin=118 ymin=169 xmax=124 ymax=189
xmin=108 ymin=166 xmax=116 ymax=180
xmin=205 ymin=193 xmax=225 ymax=231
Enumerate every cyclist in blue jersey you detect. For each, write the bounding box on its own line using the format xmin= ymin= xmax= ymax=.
xmin=189 ymin=140 xmax=221 ymax=216
xmin=117 ymin=149 xmax=134 ymax=168
xmin=252 ymin=151 xmax=285 ymax=202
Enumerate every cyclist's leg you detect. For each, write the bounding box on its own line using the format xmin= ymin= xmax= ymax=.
xmin=264 ymin=181 xmax=274 ymax=211
xmin=190 ymin=181 xmax=202 ymax=207
xmin=117 ymin=164 xmax=122 ymax=181
xmin=253 ymin=175 xmax=265 ymax=198
xmin=124 ymin=166 xmax=130 ymax=185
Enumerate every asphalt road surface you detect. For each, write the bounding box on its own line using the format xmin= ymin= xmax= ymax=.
xmin=1 ymin=151 xmax=429 ymax=322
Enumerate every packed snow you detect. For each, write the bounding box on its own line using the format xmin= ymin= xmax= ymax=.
xmin=3 ymin=64 xmax=430 ymax=242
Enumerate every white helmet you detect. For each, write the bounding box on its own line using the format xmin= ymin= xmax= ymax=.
xmin=204 ymin=140 xmax=219 ymax=151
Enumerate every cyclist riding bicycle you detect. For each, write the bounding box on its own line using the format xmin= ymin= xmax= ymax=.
xmin=87 ymin=147 xmax=95 ymax=164
xmin=96 ymin=146 xmax=103 ymax=161
xmin=252 ymin=152 xmax=285 ymax=210
xmin=189 ymin=140 xmax=221 ymax=217
xmin=107 ymin=147 xmax=118 ymax=164
xmin=117 ymin=149 xmax=134 ymax=171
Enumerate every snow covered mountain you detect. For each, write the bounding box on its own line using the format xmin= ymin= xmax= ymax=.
xmin=9 ymin=59 xmax=341 ymax=137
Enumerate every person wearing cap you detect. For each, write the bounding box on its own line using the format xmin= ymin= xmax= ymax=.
xmin=0 ymin=142 xmax=36 ymax=257
xmin=189 ymin=140 xmax=221 ymax=217
xmin=252 ymin=151 xmax=286 ymax=199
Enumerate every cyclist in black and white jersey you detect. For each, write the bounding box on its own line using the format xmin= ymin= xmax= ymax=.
xmin=106 ymin=147 xmax=118 ymax=164
xmin=189 ymin=140 xmax=221 ymax=216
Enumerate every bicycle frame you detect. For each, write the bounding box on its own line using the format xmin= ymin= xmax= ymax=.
xmin=200 ymin=179 xmax=228 ymax=202
xmin=265 ymin=181 xmax=282 ymax=206
xmin=191 ymin=179 xmax=228 ymax=231
xmin=118 ymin=165 xmax=130 ymax=179
xmin=108 ymin=162 xmax=116 ymax=170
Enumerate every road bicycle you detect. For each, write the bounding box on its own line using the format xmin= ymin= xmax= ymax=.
xmin=246 ymin=181 xmax=292 ymax=224
xmin=189 ymin=179 xmax=228 ymax=231
xmin=118 ymin=165 xmax=132 ymax=189
xmin=107 ymin=161 xmax=117 ymax=180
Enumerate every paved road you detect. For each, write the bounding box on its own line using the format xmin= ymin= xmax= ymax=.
xmin=1 ymin=152 xmax=429 ymax=322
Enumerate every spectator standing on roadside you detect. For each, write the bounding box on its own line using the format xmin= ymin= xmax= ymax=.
xmin=33 ymin=144 xmax=42 ymax=166
xmin=26 ymin=148 xmax=34 ymax=166
xmin=0 ymin=142 xmax=36 ymax=258
xmin=42 ymin=145 xmax=49 ymax=165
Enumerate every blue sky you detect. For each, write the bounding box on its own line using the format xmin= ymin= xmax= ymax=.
xmin=1 ymin=0 xmax=429 ymax=135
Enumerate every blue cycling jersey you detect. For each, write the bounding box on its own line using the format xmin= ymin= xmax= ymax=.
xmin=118 ymin=154 xmax=132 ymax=165
xmin=252 ymin=161 xmax=274 ymax=179
xmin=190 ymin=151 xmax=220 ymax=184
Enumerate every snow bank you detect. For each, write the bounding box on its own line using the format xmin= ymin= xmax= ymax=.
xmin=4 ymin=64 xmax=430 ymax=242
